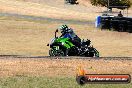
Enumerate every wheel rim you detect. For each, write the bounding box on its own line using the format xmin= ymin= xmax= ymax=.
xmin=49 ymin=49 xmax=64 ymax=56
xmin=56 ymin=50 xmax=64 ymax=56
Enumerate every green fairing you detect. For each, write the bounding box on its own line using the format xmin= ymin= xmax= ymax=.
xmin=55 ymin=38 xmax=74 ymax=48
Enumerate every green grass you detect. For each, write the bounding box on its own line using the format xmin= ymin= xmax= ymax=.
xmin=0 ymin=76 xmax=131 ymax=88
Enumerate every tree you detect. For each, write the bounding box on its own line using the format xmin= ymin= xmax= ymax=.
xmin=90 ymin=0 xmax=131 ymax=9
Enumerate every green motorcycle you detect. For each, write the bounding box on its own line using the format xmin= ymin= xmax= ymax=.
xmin=47 ymin=29 xmax=99 ymax=57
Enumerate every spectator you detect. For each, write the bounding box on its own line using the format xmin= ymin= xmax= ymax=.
xmin=118 ymin=11 xmax=123 ymax=17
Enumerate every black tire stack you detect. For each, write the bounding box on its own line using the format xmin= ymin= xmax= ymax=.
xmin=100 ymin=16 xmax=132 ymax=33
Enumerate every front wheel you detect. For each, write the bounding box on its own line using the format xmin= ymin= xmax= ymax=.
xmin=49 ymin=49 xmax=65 ymax=56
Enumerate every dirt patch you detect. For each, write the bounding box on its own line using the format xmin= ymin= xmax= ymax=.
xmin=0 ymin=57 xmax=132 ymax=77
xmin=0 ymin=0 xmax=99 ymax=21
xmin=1 ymin=0 xmax=132 ymax=22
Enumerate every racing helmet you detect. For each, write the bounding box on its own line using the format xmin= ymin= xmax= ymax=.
xmin=59 ymin=25 xmax=68 ymax=34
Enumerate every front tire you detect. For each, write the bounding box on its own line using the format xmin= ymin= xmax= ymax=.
xmin=49 ymin=49 xmax=65 ymax=56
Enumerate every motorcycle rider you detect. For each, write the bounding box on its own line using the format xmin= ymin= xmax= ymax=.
xmin=58 ymin=25 xmax=81 ymax=48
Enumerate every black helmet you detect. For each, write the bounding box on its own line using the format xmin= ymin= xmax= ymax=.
xmin=59 ymin=25 xmax=68 ymax=34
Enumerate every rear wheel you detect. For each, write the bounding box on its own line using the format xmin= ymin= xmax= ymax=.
xmin=93 ymin=48 xmax=99 ymax=57
xmin=85 ymin=47 xmax=99 ymax=57
xmin=88 ymin=52 xmax=94 ymax=57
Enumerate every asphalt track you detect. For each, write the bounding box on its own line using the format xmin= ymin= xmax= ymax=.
xmin=0 ymin=55 xmax=132 ymax=60
xmin=0 ymin=13 xmax=94 ymax=25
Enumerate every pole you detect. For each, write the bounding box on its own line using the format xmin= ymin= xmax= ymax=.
xmin=127 ymin=8 xmax=128 ymax=17
xmin=108 ymin=0 xmax=109 ymax=8
xmin=107 ymin=0 xmax=109 ymax=14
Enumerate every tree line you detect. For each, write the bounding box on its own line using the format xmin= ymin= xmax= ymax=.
xmin=90 ymin=0 xmax=132 ymax=9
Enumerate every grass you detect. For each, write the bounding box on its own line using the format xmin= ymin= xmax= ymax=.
xmin=0 ymin=58 xmax=131 ymax=87
xmin=0 ymin=1 xmax=132 ymax=88
xmin=0 ymin=76 xmax=131 ymax=88
xmin=0 ymin=0 xmax=98 ymax=21
xmin=0 ymin=15 xmax=95 ymax=56
xmin=0 ymin=58 xmax=131 ymax=77
xmin=1 ymin=15 xmax=132 ymax=57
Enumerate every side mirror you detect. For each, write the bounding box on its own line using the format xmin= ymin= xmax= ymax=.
xmin=55 ymin=29 xmax=58 ymax=32
xmin=47 ymin=44 xmax=49 ymax=46
xmin=55 ymin=29 xmax=58 ymax=38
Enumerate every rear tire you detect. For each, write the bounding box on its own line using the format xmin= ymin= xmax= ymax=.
xmin=85 ymin=47 xmax=99 ymax=57
xmin=88 ymin=52 xmax=94 ymax=57
xmin=93 ymin=48 xmax=99 ymax=57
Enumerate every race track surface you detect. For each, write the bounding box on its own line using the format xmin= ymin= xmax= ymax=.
xmin=0 ymin=55 xmax=132 ymax=60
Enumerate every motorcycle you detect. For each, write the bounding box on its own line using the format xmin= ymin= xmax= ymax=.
xmin=47 ymin=29 xmax=99 ymax=57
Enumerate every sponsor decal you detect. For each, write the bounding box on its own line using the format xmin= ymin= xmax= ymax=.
xmin=76 ymin=66 xmax=131 ymax=85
